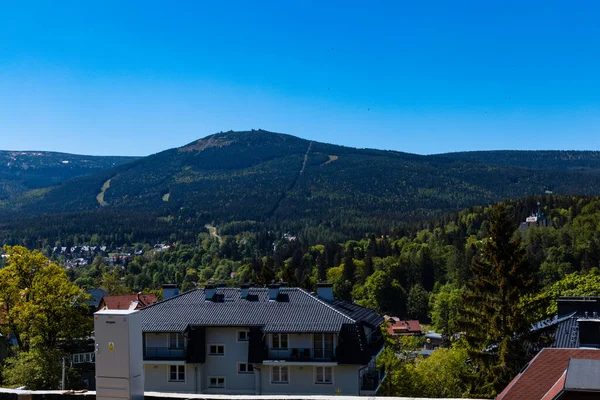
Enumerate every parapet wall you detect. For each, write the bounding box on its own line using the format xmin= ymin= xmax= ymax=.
xmin=0 ymin=389 xmax=484 ymax=400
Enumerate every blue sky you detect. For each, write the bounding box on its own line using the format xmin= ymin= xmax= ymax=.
xmin=1 ymin=1 xmax=599 ymax=156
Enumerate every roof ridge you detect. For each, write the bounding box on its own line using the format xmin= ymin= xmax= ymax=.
xmin=298 ymin=288 xmax=356 ymax=323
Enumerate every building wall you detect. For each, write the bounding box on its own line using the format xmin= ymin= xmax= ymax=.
xmin=201 ymin=327 xmax=255 ymax=394
xmin=143 ymin=329 xmax=358 ymax=395
xmin=144 ymin=363 xmax=200 ymax=393
xmin=258 ymin=365 xmax=360 ymax=396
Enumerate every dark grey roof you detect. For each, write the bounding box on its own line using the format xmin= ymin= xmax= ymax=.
xmin=329 ymin=300 xmax=383 ymax=328
xmin=140 ymin=287 xmax=360 ymax=333
xmin=552 ymin=315 xmax=580 ymax=348
xmin=565 ymin=358 xmax=600 ymax=390
xmin=87 ymin=288 xmax=109 ymax=308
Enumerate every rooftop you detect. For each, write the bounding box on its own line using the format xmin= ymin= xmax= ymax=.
xmin=139 ymin=287 xmax=382 ymax=333
xmin=497 ymin=348 xmax=600 ymax=400
xmin=98 ymin=294 xmax=158 ymax=311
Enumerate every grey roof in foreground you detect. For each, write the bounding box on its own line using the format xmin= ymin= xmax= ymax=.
xmin=565 ymin=358 xmax=600 ymax=390
xmin=140 ymin=287 xmax=378 ymax=333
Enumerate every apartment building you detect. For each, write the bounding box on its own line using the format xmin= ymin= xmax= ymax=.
xmin=138 ymin=283 xmax=384 ymax=396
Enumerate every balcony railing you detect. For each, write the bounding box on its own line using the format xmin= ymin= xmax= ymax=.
xmin=144 ymin=347 xmax=186 ymax=360
xmin=266 ymin=347 xmax=336 ymax=361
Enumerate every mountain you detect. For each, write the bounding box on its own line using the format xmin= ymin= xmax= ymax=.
xmin=0 ymin=150 xmax=139 ymax=200
xmin=3 ymin=130 xmax=600 ymax=242
xmin=439 ymin=150 xmax=600 ymax=173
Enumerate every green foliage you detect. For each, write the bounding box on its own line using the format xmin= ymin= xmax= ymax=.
xmin=354 ymin=270 xmax=406 ymax=315
xmin=532 ymin=269 xmax=600 ymax=318
xmin=2 ymin=347 xmax=63 ymax=389
xmin=429 ymin=284 xmax=464 ymax=339
xmin=407 ymin=284 xmax=429 ymax=321
xmin=461 ymin=204 xmax=540 ymax=397
xmin=0 ymin=246 xmax=91 ymax=351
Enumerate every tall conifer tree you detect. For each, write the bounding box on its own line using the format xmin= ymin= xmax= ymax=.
xmin=461 ymin=204 xmax=539 ymax=397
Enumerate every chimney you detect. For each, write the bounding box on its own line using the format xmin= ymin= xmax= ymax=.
xmin=205 ymin=284 xmax=216 ymax=301
xmin=241 ymin=283 xmax=250 ymax=299
xmin=162 ymin=284 xmax=179 ymax=301
xmin=268 ymin=283 xmax=280 ymax=301
xmin=316 ymin=283 xmax=334 ymax=302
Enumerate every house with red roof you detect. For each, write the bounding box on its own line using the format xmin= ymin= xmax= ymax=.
xmin=497 ymin=348 xmax=600 ymax=400
xmin=97 ymin=293 xmax=158 ymax=311
xmin=384 ymin=316 xmax=423 ymax=336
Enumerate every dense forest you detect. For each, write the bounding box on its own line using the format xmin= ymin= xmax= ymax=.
xmin=5 ymin=131 xmax=600 ymax=244
xmin=19 ymin=194 xmax=599 ymax=323
xmin=0 ymin=150 xmax=137 ymax=201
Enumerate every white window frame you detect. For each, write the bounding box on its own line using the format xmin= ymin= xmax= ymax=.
xmin=272 ymin=333 xmax=289 ymax=349
xmin=168 ymin=365 xmax=185 ymax=382
xmin=314 ymin=366 xmax=334 ymax=385
xmin=237 ymin=362 xmax=255 ymax=374
xmin=237 ymin=330 xmax=250 ymax=341
xmin=208 ymin=344 xmax=225 ymax=356
xmin=169 ymin=332 xmax=185 ymax=349
xmin=271 ymin=365 xmax=289 ymax=384
xmin=208 ymin=376 xmax=226 ymax=389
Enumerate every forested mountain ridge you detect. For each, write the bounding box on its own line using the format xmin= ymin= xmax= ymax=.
xmin=439 ymin=150 xmax=600 ymax=172
xmin=3 ymin=130 xmax=600 ymax=245
xmin=0 ymin=150 xmax=139 ymax=200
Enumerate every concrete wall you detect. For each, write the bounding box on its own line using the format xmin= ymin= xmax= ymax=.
xmin=144 ymin=363 xmax=200 ymax=394
xmin=202 ymin=327 xmax=254 ymax=394
xmin=258 ymin=365 xmax=360 ymax=396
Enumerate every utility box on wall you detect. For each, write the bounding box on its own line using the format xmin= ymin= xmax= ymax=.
xmin=94 ymin=310 xmax=144 ymax=400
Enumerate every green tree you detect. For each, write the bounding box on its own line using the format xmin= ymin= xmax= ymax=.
xmin=0 ymin=245 xmax=91 ymax=351
xmin=461 ymin=204 xmax=540 ymax=397
xmin=407 ymin=284 xmax=429 ymax=321
xmin=100 ymin=269 xmax=130 ymax=295
xmin=2 ymin=347 xmax=63 ymax=390
xmin=429 ymin=284 xmax=463 ymax=342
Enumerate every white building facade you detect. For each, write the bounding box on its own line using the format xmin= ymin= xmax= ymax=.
xmin=139 ymin=284 xmax=384 ymax=396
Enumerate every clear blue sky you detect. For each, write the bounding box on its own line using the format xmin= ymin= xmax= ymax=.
xmin=1 ymin=1 xmax=600 ymax=156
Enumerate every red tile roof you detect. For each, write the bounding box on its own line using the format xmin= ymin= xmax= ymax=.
xmin=97 ymin=294 xmax=158 ymax=311
xmin=497 ymin=348 xmax=600 ymax=400
xmin=540 ymin=370 xmax=567 ymax=400
xmin=385 ymin=316 xmax=422 ymax=335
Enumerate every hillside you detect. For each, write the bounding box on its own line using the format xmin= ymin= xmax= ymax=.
xmin=0 ymin=150 xmax=139 ymax=200
xmin=3 ymin=130 xmax=600 ymax=243
xmin=439 ymin=150 xmax=600 ymax=173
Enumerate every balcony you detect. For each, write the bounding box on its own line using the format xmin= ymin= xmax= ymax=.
xmin=144 ymin=347 xmax=186 ymax=360
xmin=266 ymin=347 xmax=336 ymax=362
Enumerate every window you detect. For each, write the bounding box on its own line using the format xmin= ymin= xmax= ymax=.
xmin=271 ymin=366 xmax=289 ymax=384
xmin=169 ymin=333 xmax=185 ymax=349
xmin=315 ymin=366 xmax=333 ymax=384
xmin=169 ymin=365 xmax=185 ymax=382
xmin=237 ymin=330 xmax=250 ymax=341
xmin=209 ymin=377 xmax=225 ymax=388
xmin=272 ymin=333 xmax=288 ymax=349
xmin=208 ymin=344 xmax=225 ymax=355
xmin=72 ymin=352 xmax=95 ymax=364
xmin=238 ymin=362 xmax=254 ymax=374
xmin=314 ymin=333 xmax=334 ymax=358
